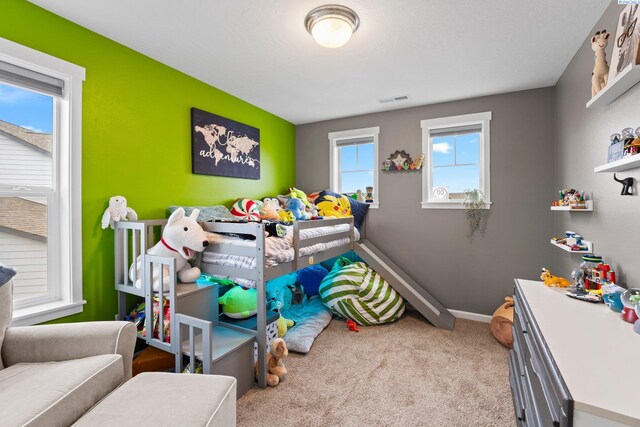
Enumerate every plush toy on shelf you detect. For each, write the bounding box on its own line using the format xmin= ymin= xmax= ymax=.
xmin=101 ymin=195 xmax=138 ymax=229
xmin=256 ymin=338 xmax=289 ymax=387
xmin=540 ymin=268 xmax=571 ymax=288
xmin=218 ymin=286 xmax=258 ymax=319
xmin=591 ymin=30 xmax=610 ymax=97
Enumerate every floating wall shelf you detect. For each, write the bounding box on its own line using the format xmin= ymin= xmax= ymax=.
xmin=586 ymin=63 xmax=640 ymax=108
xmin=550 ymin=239 xmax=593 ymax=254
xmin=594 ymin=154 xmax=640 ymax=173
xmin=550 ymin=200 xmax=593 ymax=211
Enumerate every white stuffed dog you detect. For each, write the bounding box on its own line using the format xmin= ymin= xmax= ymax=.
xmin=129 ymin=207 xmax=208 ymax=291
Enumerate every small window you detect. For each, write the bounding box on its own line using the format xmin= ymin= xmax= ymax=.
xmin=329 ymin=127 xmax=379 ymax=208
xmin=0 ymin=36 xmax=85 ymax=325
xmin=421 ymin=112 xmax=491 ymax=209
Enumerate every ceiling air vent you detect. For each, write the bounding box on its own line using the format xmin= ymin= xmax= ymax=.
xmin=378 ymin=95 xmax=409 ymax=104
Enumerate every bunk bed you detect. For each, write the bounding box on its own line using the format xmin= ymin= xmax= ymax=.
xmin=114 ymin=216 xmax=357 ymax=392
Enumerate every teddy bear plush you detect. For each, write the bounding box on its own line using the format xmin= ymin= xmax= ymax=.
xmin=101 ymin=195 xmax=138 ymax=229
xmin=256 ymin=338 xmax=289 ymax=386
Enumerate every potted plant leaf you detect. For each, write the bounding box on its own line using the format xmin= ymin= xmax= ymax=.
xmin=463 ymin=189 xmax=489 ymax=240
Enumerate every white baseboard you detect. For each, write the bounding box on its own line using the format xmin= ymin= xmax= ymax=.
xmin=448 ymin=309 xmax=492 ymax=323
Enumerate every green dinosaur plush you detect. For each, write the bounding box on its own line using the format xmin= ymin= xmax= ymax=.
xmin=218 ymin=286 xmax=258 ymax=319
xmin=289 ymin=187 xmax=312 ymax=208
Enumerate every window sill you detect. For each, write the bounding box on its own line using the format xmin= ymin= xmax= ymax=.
xmin=421 ymin=201 xmax=492 ymax=210
xmin=367 ymin=202 xmax=379 ymax=209
xmin=11 ymin=299 xmax=86 ymax=326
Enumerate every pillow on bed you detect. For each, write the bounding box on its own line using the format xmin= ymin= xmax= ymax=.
xmin=167 ymin=205 xmax=234 ymax=222
xmin=315 ymin=190 xmax=369 ymax=230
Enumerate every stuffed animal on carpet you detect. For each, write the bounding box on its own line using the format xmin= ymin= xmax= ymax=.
xmin=129 ymin=207 xmax=208 ymax=292
xmin=277 ymin=313 xmax=295 ymax=337
xmin=230 ymin=199 xmax=260 ymax=222
xmin=218 ymin=286 xmax=258 ymax=319
xmin=286 ymin=198 xmax=310 ymax=221
xmin=256 ymin=338 xmax=289 ymax=387
xmin=491 ymin=296 xmax=514 ymax=348
xmin=289 ymin=187 xmax=312 ymax=208
xmin=101 ymin=195 xmax=138 ymax=229
xmin=540 ymin=268 xmax=571 ymax=288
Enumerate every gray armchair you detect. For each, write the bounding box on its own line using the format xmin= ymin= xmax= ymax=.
xmin=0 ymin=266 xmax=137 ymax=427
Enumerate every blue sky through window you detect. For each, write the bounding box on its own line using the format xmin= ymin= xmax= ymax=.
xmin=340 ymin=142 xmax=374 ymax=193
xmin=0 ymin=83 xmax=53 ymax=133
xmin=432 ymin=132 xmax=480 ymax=195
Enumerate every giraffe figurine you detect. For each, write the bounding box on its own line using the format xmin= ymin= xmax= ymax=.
xmin=591 ymin=30 xmax=610 ymax=97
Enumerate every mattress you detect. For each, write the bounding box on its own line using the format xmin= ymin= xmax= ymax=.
xmin=202 ymin=223 xmax=358 ymax=288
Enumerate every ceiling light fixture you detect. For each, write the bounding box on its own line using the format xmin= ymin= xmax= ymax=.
xmin=305 ymin=4 xmax=360 ymax=49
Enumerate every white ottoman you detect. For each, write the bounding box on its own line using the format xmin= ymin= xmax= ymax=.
xmin=74 ymin=372 xmax=236 ymax=427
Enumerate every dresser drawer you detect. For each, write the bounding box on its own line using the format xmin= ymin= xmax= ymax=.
xmin=513 ymin=280 xmax=573 ymax=427
xmin=508 ymin=350 xmax=526 ymax=426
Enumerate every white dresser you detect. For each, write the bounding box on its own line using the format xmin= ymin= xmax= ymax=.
xmin=511 ymin=279 xmax=640 ymax=427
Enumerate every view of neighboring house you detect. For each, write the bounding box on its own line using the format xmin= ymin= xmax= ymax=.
xmin=0 ymin=119 xmax=50 ymax=301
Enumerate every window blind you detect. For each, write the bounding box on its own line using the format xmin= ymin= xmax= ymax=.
xmin=430 ymin=124 xmax=481 ymax=136
xmin=0 ymin=60 xmax=64 ymax=97
xmin=336 ymin=136 xmax=374 ymax=147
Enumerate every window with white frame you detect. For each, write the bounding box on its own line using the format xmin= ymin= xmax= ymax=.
xmin=329 ymin=127 xmax=379 ymax=208
xmin=421 ymin=112 xmax=491 ymax=209
xmin=0 ymin=37 xmax=85 ymax=325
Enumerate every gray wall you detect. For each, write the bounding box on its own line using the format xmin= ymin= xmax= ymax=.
xmin=297 ymin=88 xmax=556 ymax=315
xmin=553 ymin=1 xmax=640 ymax=287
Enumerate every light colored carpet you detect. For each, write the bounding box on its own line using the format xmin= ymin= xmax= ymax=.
xmin=237 ymin=311 xmax=514 ymax=427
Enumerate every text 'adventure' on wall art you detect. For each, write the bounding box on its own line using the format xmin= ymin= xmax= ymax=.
xmin=191 ymin=107 xmax=261 ymax=179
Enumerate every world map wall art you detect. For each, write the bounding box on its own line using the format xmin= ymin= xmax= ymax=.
xmin=191 ymin=107 xmax=260 ymax=179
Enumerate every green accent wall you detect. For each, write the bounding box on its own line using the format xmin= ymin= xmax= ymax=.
xmin=0 ymin=0 xmax=296 ymax=322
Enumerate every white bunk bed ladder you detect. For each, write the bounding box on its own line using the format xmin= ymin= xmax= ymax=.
xmin=142 ymin=254 xmax=176 ymax=353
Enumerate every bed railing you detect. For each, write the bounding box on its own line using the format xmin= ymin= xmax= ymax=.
xmin=142 ymin=254 xmax=177 ymax=354
xmin=174 ymin=313 xmax=213 ymax=375
xmin=293 ymin=216 xmax=354 ymax=270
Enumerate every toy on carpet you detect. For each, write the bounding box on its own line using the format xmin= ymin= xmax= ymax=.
xmin=101 ymin=195 xmax=138 ymax=229
xmin=346 ymin=319 xmax=359 ymax=332
xmin=256 ymin=338 xmax=289 ymax=387
xmin=277 ymin=312 xmax=295 ymax=337
xmin=286 ymin=198 xmax=310 ymax=220
xmin=288 ymin=187 xmax=312 ymax=208
xmin=230 ymin=198 xmax=260 ymax=221
xmin=540 ymin=268 xmax=570 ymax=288
xmin=591 ymin=30 xmax=610 ymax=97
xmin=320 ymin=257 xmax=405 ymax=326
xmin=129 ymin=207 xmax=208 ymax=291
xmin=490 ymin=296 xmax=514 ymax=348
xmin=218 ymin=286 xmax=258 ymax=319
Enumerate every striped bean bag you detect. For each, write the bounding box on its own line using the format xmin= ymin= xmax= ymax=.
xmin=319 ymin=262 xmax=405 ymax=326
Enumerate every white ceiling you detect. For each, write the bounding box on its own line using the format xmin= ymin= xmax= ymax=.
xmin=29 ymin=0 xmax=610 ymax=124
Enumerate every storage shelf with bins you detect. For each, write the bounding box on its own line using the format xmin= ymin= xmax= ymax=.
xmin=550 ymin=239 xmax=593 ymax=254
xmin=550 ymin=200 xmax=593 ymax=211
xmin=586 ymin=63 xmax=640 ymax=109
xmin=594 ymin=154 xmax=640 ymax=173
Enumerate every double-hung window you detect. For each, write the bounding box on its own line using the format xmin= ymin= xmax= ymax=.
xmin=329 ymin=126 xmax=379 ymax=208
xmin=0 ymin=37 xmax=85 ymax=325
xmin=421 ymin=112 xmax=491 ymax=209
